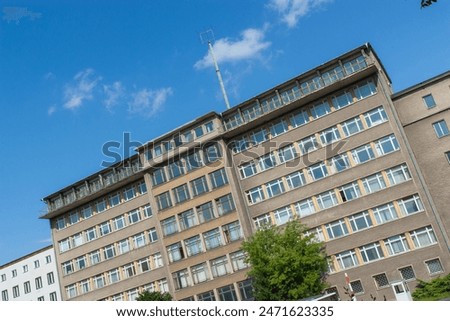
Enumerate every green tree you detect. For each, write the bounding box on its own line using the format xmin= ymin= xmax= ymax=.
xmin=241 ymin=220 xmax=328 ymax=301
xmin=412 ymin=273 xmax=450 ymax=301
xmin=136 ymin=291 xmax=173 ymax=301
xmin=421 ymin=0 xmax=438 ymax=7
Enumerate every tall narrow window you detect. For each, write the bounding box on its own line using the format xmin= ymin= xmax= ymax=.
xmin=423 ymin=94 xmax=436 ymax=109
xmin=433 ymin=120 xmax=450 ymax=138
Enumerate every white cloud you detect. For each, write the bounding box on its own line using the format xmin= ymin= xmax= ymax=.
xmin=63 ymin=68 xmax=102 ymax=110
xmin=47 ymin=105 xmax=57 ymax=116
xmin=103 ymin=81 xmax=125 ymax=111
xmin=268 ymin=0 xmax=333 ymax=28
xmin=194 ymin=28 xmax=271 ymax=69
xmin=128 ymin=87 xmax=173 ymax=117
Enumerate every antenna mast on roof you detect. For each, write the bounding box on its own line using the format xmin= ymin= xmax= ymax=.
xmin=200 ymin=29 xmax=231 ymax=110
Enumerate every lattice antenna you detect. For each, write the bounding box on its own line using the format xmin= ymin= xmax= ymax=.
xmin=200 ymin=29 xmax=231 ymax=110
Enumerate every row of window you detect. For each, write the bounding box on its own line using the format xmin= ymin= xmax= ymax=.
xmin=161 ymin=193 xmax=236 ymax=237
xmin=55 ymin=180 xmax=147 ymax=230
xmin=1 ymin=272 xmax=55 ymax=301
xmin=1 ymin=255 xmax=52 ymax=282
xmin=231 ymin=79 xmax=378 ymax=154
xmin=239 ymin=106 xmax=389 ymax=180
xmin=166 ymin=221 xmax=244 ymax=263
xmin=223 ymin=55 xmax=369 ymax=130
xmin=156 ymin=168 xmax=228 ymax=211
xmin=65 ymin=253 xmax=164 ymax=299
xmin=102 ymin=279 xmax=170 ymax=301
xmin=151 ymin=144 xmax=222 ymax=187
xmin=172 ymin=250 xmax=248 ymax=290
xmin=58 ymin=203 xmax=152 ymax=253
xmin=331 ymin=225 xmax=438 ymax=273
xmin=247 ymin=135 xmax=400 ymax=206
xmin=181 ymin=279 xmax=254 ymax=301
xmin=253 ymin=163 xmax=413 ymax=229
xmin=61 ymin=228 xmax=159 ymax=276
xmin=145 ymin=120 xmax=216 ymax=161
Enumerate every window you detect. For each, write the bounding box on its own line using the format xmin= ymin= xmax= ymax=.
xmin=294 ymin=198 xmax=316 ymax=217
xmin=425 ymin=258 xmax=444 ymax=274
xmin=341 ymin=117 xmax=364 ymax=137
xmin=99 ymin=221 xmax=112 ymax=236
xmin=2 ymin=290 xmax=8 ymax=301
xmin=242 ymin=103 xmax=262 ymax=121
xmin=278 ymin=144 xmax=297 ymax=163
xmin=161 ymin=216 xmax=178 ymax=236
xmin=364 ymin=106 xmax=388 ymax=127
xmin=184 ymin=235 xmax=203 ymax=256
xmin=185 ymin=151 xmax=202 ymax=171
xmin=398 ymin=195 xmax=424 ymax=215
xmin=375 ymin=135 xmax=400 ymax=156
xmin=290 ymin=109 xmax=309 ymax=127
xmin=205 ymin=121 xmax=214 ymax=133
xmin=251 ymin=128 xmax=269 ymax=145
xmin=316 ymin=190 xmax=338 ymax=210
xmin=153 ymin=252 xmax=163 ymax=268
xmin=247 ymin=186 xmax=265 ymax=204
xmin=194 ymin=125 xmax=204 ymax=138
xmin=258 ymin=153 xmax=276 ymax=171
xmin=156 ymin=191 xmax=172 ymax=210
xmin=118 ymin=239 xmax=131 ymax=254
xmin=1 ymin=274 xmax=5 ymax=282
xmin=386 ymin=164 xmax=411 ymax=185
xmin=138 ymin=258 xmax=151 ymax=273
xmin=152 ymin=168 xmax=166 ymax=186
xmin=143 ymin=204 xmax=152 ymax=218
xmin=232 ymin=136 xmax=250 ymax=153
xmin=69 ymin=211 xmax=80 ymax=225
xmin=362 ymin=173 xmax=386 ymax=194
xmin=81 ymin=206 xmax=92 ymax=219
xmin=339 ymin=182 xmax=361 ymax=202
xmin=351 ymin=144 xmax=375 ymax=164
xmin=399 ymin=266 xmax=416 ymax=281
xmin=239 ymin=162 xmax=257 ymax=178
xmin=215 ymin=194 xmax=235 ymax=216
xmin=89 ymin=250 xmax=101 ymax=266
xmin=373 ymin=203 xmax=398 ymax=224
xmin=310 ymin=100 xmax=331 ymax=119
xmin=173 ymin=184 xmax=190 ymax=204
xmin=320 ymin=126 xmax=341 ymax=145
xmin=270 ymin=119 xmax=288 ymax=137
xmin=138 ymin=181 xmax=147 ymax=194
xmin=148 ymin=227 xmax=158 ymax=242
xmin=191 ymin=176 xmax=209 ymax=196
xmin=24 ymin=281 xmax=31 ymax=294
xmin=49 ymin=292 xmax=58 ymax=301
xmin=182 ymin=130 xmax=193 ymax=143
xmin=95 ymin=199 xmax=106 ymax=213
xmin=322 ymin=65 xmax=344 ymax=85
xmin=209 ymin=168 xmax=228 ymax=188
xmin=198 ymin=290 xmax=216 ymax=301
xmin=128 ymin=209 xmax=141 ymax=224
xmin=360 ymin=242 xmax=384 ymax=263
xmin=254 ymin=213 xmax=272 ymax=229
xmin=168 ymin=160 xmax=185 ymax=180
xmin=133 ymin=233 xmax=146 ymax=248
xmin=108 ymin=268 xmax=120 ymax=284
xmin=167 ymin=242 xmax=184 ymax=262
xmin=326 ymin=219 xmax=349 ymax=239
xmin=445 ymin=151 xmax=450 ymax=164
xmin=332 ymin=91 xmax=353 ymax=109
xmin=191 ymin=263 xmax=209 ymax=284
xmin=273 ymin=206 xmax=293 ymax=226
xmin=223 ymin=221 xmax=242 ymax=243
xmin=12 ymin=286 xmax=20 ymax=298
xmin=112 ymin=215 xmax=125 ymax=231
xmin=286 ymin=171 xmax=305 ymax=189
xmin=109 ymin=193 xmax=120 ymax=208
xmin=211 ymin=256 xmax=229 ymax=277
xmin=410 ymin=226 xmax=437 ymax=248
xmin=178 ymin=209 xmax=197 ymax=230
xmin=298 ymin=135 xmax=319 ymax=154
xmin=373 ymin=273 xmax=389 ymax=288
xmin=433 ymin=120 xmax=450 ymax=138
xmin=343 ymin=55 xmax=367 ymax=74
xmin=265 ymin=179 xmax=285 ymax=198
xmin=62 ymin=261 xmax=74 ymax=275
xmin=203 ymin=228 xmax=222 ymax=250
xmin=336 ymin=250 xmax=359 ymax=269
xmin=354 ymin=80 xmax=377 ymax=99
xmin=349 ymin=211 xmax=372 ymax=232
xmin=384 ymin=234 xmax=409 ymax=256
xmin=218 ymin=284 xmax=237 ymax=301
xmin=204 ymin=143 xmax=221 ymax=163
xmin=230 ymin=251 xmax=248 ymax=271
xmin=197 ymin=202 xmax=215 ymax=223
xmin=350 ymin=280 xmax=364 ymax=294
xmin=75 ymin=256 xmax=86 ymax=270
xmin=261 ymin=95 xmax=282 ymax=112
xmin=35 ymin=276 xmax=43 ymax=289
xmin=309 ymin=162 xmax=328 ymax=181
xmin=55 ymin=217 xmax=66 ymax=230
xmin=331 ymin=154 xmax=350 ymax=173
xmin=104 ymin=244 xmax=116 ymax=260
xmin=93 ymin=274 xmax=105 ymax=289
xmin=66 ymin=284 xmax=77 ymax=299
xmin=23 ymin=265 xmax=28 ymax=273
xmin=72 ymin=233 xmax=83 ymax=248
xmin=423 ymin=94 xmax=436 ymax=109
xmin=59 ymin=238 xmax=71 ymax=253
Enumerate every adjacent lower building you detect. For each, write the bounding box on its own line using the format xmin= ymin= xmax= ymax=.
xmin=0 ymin=245 xmax=61 ymax=301
xmin=40 ymin=43 xmax=450 ymax=301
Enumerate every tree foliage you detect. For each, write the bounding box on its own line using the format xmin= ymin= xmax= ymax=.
xmin=421 ymin=0 xmax=438 ymax=7
xmin=412 ymin=274 xmax=450 ymax=301
xmin=136 ymin=291 xmax=173 ymax=301
xmin=241 ymin=220 xmax=328 ymax=301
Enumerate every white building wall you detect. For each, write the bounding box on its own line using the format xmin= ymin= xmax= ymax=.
xmin=0 ymin=246 xmax=62 ymax=301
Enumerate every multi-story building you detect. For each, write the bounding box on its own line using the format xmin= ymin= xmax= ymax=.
xmin=0 ymin=245 xmax=61 ymax=301
xmin=40 ymin=43 xmax=450 ymax=301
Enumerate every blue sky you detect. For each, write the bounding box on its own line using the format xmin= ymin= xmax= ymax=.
xmin=0 ymin=0 xmax=449 ymax=265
